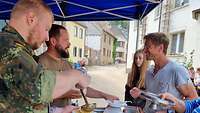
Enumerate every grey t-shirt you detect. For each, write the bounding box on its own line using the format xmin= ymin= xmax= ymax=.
xmin=144 ymin=60 xmax=192 ymax=113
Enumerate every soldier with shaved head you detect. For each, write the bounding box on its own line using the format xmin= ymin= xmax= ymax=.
xmin=0 ymin=0 xmax=90 ymax=112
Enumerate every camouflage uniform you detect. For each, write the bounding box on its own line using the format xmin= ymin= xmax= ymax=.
xmin=0 ymin=25 xmax=56 ymax=113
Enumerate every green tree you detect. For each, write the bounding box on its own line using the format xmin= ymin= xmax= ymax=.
xmin=110 ymin=21 xmax=129 ymax=35
xmin=112 ymin=38 xmax=117 ymax=63
xmin=183 ymin=50 xmax=194 ymax=69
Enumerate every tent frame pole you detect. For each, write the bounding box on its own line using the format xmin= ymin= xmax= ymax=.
xmin=136 ymin=19 xmax=140 ymax=50
xmin=158 ymin=0 xmax=163 ymax=32
xmin=55 ymin=0 xmax=65 ymax=17
xmin=61 ymin=1 xmax=155 ymax=20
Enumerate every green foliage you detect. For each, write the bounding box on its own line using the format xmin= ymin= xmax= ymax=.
xmin=67 ymin=58 xmax=74 ymax=66
xmin=183 ymin=50 xmax=194 ymax=69
xmin=110 ymin=21 xmax=129 ymax=29
xmin=110 ymin=21 xmax=129 ymax=34
xmin=183 ymin=56 xmax=193 ymax=69
xmin=112 ymin=38 xmax=117 ymax=63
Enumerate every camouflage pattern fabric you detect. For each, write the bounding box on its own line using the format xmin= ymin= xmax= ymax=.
xmin=0 ymin=25 xmax=56 ymax=113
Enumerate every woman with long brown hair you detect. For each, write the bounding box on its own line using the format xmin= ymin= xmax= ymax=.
xmin=125 ymin=49 xmax=148 ymax=109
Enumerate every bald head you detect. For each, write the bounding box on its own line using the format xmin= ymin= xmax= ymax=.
xmin=9 ymin=0 xmax=54 ymax=50
xmin=11 ymin=0 xmax=53 ymax=20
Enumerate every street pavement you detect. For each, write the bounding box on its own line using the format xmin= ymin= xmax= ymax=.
xmin=76 ymin=64 xmax=128 ymax=107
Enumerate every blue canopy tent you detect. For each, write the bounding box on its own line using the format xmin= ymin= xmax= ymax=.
xmin=0 ymin=0 xmax=161 ymax=21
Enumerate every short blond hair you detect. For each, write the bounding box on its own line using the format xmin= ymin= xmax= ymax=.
xmin=11 ymin=0 xmax=53 ymax=19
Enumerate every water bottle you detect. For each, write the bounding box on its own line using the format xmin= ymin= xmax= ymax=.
xmin=74 ymin=63 xmax=87 ymax=76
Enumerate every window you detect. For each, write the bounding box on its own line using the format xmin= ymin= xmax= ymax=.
xmin=121 ymin=42 xmax=124 ymax=47
xmin=109 ymin=37 xmax=111 ymax=45
xmin=74 ymin=26 xmax=78 ymax=37
xmin=104 ymin=34 xmax=106 ymax=43
xmin=119 ymin=52 xmax=123 ymax=57
xmin=118 ymin=41 xmax=125 ymax=47
xmin=107 ymin=50 xmax=109 ymax=57
xmin=119 ymin=42 xmax=122 ymax=47
xmin=103 ymin=48 xmax=106 ymax=56
xmin=175 ymin=0 xmax=189 ymax=8
xmin=79 ymin=48 xmax=82 ymax=57
xmin=73 ymin=47 xmax=77 ymax=57
xmin=79 ymin=28 xmax=83 ymax=39
xmin=170 ymin=32 xmax=185 ymax=54
xmin=118 ymin=41 xmax=120 ymax=47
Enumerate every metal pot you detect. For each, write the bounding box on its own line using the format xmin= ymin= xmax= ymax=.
xmin=80 ymin=103 xmax=96 ymax=112
xmin=140 ymin=91 xmax=175 ymax=110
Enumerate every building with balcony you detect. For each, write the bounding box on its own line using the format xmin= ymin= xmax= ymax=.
xmin=110 ymin=26 xmax=127 ymax=63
